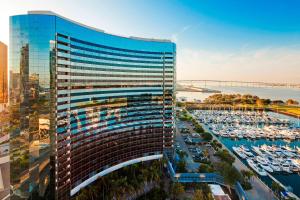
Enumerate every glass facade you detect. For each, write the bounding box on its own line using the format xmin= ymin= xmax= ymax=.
xmin=0 ymin=41 xmax=8 ymax=104
xmin=10 ymin=11 xmax=176 ymax=199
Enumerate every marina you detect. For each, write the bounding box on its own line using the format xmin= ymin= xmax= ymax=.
xmin=194 ymin=110 xmax=300 ymax=140
xmin=191 ymin=110 xmax=300 ymax=198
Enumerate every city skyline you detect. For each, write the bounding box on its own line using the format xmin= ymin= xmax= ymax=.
xmin=1 ymin=0 xmax=300 ymax=83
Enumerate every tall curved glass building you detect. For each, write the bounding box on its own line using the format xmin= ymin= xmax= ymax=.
xmin=9 ymin=11 xmax=175 ymax=199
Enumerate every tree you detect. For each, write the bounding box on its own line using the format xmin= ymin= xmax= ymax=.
xmin=215 ymin=162 xmax=241 ymax=194
xmin=76 ymin=188 xmax=90 ymax=200
xmin=203 ymin=149 xmax=209 ymax=158
xmin=177 ymin=160 xmax=187 ymax=173
xmin=286 ymin=99 xmax=299 ymax=105
xmin=241 ymin=170 xmax=254 ymax=181
xmin=171 ymin=182 xmax=185 ymax=200
xmin=178 ymin=151 xmax=188 ymax=160
xmin=256 ymin=99 xmax=265 ymax=107
xmin=198 ymin=164 xmax=214 ymax=173
xmin=193 ymin=189 xmax=205 ymax=200
xmin=271 ymin=181 xmax=283 ymax=196
xmin=202 ymin=132 xmax=213 ymax=141
xmin=215 ymin=150 xmax=235 ymax=165
xmin=272 ymin=100 xmax=285 ymax=105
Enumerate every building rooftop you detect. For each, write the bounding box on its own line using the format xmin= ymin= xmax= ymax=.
xmin=27 ymin=10 xmax=172 ymax=43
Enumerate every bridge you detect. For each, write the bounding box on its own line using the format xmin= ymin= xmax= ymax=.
xmin=178 ymin=80 xmax=300 ymax=89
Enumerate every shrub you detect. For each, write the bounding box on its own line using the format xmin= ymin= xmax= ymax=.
xmin=202 ymin=132 xmax=213 ymax=141
xmin=198 ymin=164 xmax=214 ymax=173
xmin=241 ymin=180 xmax=252 ymax=190
xmin=215 ymin=149 xmax=235 ymax=165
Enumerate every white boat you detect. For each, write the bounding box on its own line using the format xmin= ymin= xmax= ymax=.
xmin=247 ymin=159 xmax=267 ymax=176
xmin=237 ymin=134 xmax=243 ymax=139
xmin=240 ymin=145 xmax=254 ymax=157
xmin=281 ymin=162 xmax=292 ymax=173
xmin=270 ymin=161 xmax=282 ymax=172
xmin=232 ymin=147 xmax=247 ymax=159
xmin=256 ymin=156 xmax=269 ymax=165
xmin=259 ymin=162 xmax=274 ymax=173
xmin=252 ymin=146 xmax=263 ymax=155
xmin=249 ymin=134 xmax=256 ymax=140
xmin=290 ymin=164 xmax=300 ymax=173
xmin=296 ymin=146 xmax=300 ymax=153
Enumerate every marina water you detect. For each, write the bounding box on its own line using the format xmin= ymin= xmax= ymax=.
xmin=213 ymin=112 xmax=300 ymax=197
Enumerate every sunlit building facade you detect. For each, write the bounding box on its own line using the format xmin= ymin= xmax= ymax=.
xmin=9 ymin=11 xmax=176 ymax=199
xmin=0 ymin=41 xmax=7 ymax=104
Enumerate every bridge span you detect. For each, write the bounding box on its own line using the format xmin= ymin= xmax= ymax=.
xmin=178 ymin=80 xmax=300 ymax=89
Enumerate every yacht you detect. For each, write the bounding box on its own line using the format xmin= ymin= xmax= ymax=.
xmin=232 ymin=146 xmax=247 ymax=159
xmin=252 ymin=146 xmax=263 ymax=155
xmin=281 ymin=162 xmax=292 ymax=173
xmin=290 ymin=164 xmax=300 ymax=173
xmin=256 ymin=156 xmax=269 ymax=165
xmin=237 ymin=133 xmax=243 ymax=139
xmin=240 ymin=145 xmax=254 ymax=157
xmin=269 ymin=160 xmax=282 ymax=172
xmin=249 ymin=134 xmax=256 ymax=140
xmin=259 ymin=162 xmax=274 ymax=173
xmin=247 ymin=159 xmax=267 ymax=176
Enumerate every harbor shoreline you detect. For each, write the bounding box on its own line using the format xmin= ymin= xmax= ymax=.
xmin=186 ymin=110 xmax=279 ymax=200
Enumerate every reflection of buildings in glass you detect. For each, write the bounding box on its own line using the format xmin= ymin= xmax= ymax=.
xmin=9 ymin=71 xmax=20 ymax=104
xmin=10 ymin=11 xmax=176 ymax=199
xmin=29 ymin=73 xmax=39 ymax=99
xmin=0 ymin=41 xmax=8 ymax=105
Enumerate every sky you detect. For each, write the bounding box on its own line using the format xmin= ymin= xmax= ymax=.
xmin=1 ymin=0 xmax=300 ymax=83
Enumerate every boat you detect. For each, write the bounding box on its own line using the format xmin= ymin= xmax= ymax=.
xmin=296 ymin=146 xmax=300 ymax=153
xmin=281 ymin=162 xmax=292 ymax=173
xmin=252 ymin=146 xmax=263 ymax=155
xmin=240 ymin=145 xmax=254 ymax=157
xmin=290 ymin=164 xmax=300 ymax=173
xmin=256 ymin=156 xmax=269 ymax=165
xmin=246 ymin=159 xmax=267 ymax=176
xmin=270 ymin=161 xmax=282 ymax=172
xmin=249 ymin=134 xmax=256 ymax=140
xmin=237 ymin=133 xmax=243 ymax=139
xmin=232 ymin=147 xmax=247 ymax=159
xmin=259 ymin=162 xmax=274 ymax=173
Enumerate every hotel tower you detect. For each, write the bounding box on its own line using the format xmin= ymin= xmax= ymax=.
xmin=9 ymin=11 xmax=176 ymax=199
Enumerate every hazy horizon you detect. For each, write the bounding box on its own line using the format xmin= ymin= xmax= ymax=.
xmin=1 ymin=0 xmax=300 ymax=83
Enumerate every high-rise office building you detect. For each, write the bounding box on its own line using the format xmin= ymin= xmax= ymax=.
xmin=9 ymin=11 xmax=176 ymax=199
xmin=0 ymin=41 xmax=8 ymax=104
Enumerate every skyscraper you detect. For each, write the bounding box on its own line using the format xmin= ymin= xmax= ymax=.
xmin=9 ymin=11 xmax=176 ymax=199
xmin=0 ymin=41 xmax=7 ymax=105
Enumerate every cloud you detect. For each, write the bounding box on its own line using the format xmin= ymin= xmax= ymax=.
xmin=177 ymin=47 xmax=300 ymax=83
xmin=171 ymin=25 xmax=191 ymax=43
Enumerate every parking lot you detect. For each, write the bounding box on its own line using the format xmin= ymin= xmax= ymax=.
xmin=175 ymin=120 xmax=215 ymax=172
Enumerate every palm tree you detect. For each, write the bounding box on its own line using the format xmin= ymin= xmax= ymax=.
xmin=203 ymin=149 xmax=209 ymax=158
xmin=76 ymin=188 xmax=89 ymax=200
xmin=171 ymin=182 xmax=185 ymax=200
xmin=193 ymin=189 xmax=205 ymax=200
xmin=241 ymin=169 xmax=254 ymax=181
